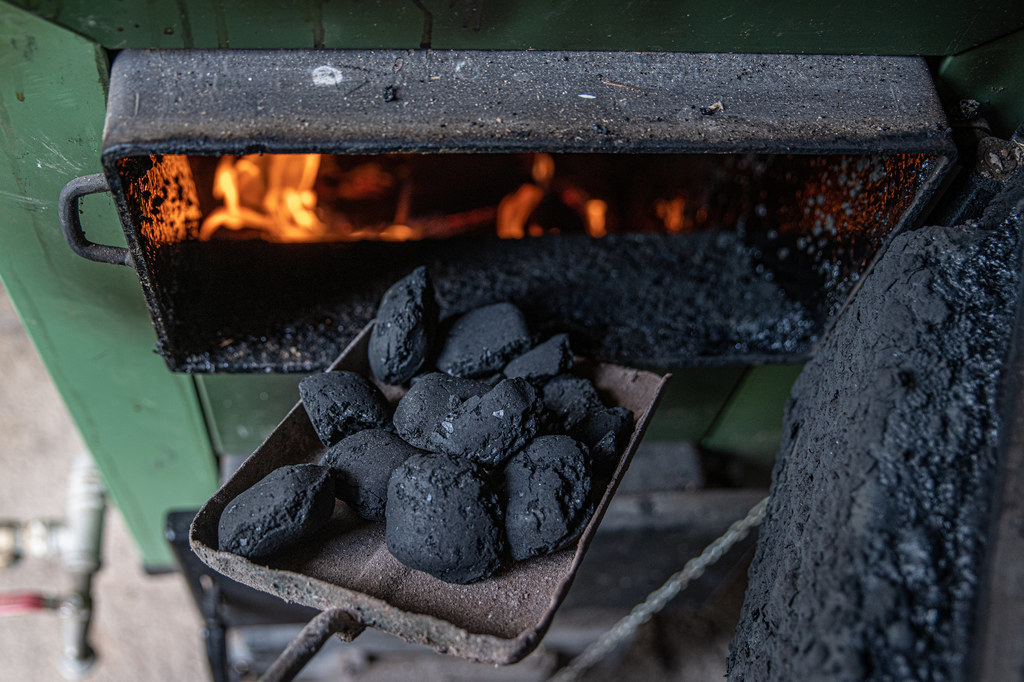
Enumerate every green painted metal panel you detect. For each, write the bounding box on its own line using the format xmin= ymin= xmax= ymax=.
xmin=700 ymin=364 xmax=803 ymax=464
xmin=937 ymin=28 xmax=1024 ymax=139
xmin=0 ymin=2 xmax=219 ymax=568
xmin=7 ymin=0 xmax=1024 ymax=55
xmin=195 ymin=374 xmax=302 ymax=455
xmin=642 ymin=366 xmax=747 ymax=443
xmin=195 ymin=366 xmax=752 ymax=457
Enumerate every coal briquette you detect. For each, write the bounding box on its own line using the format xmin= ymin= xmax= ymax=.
xmin=218 ymin=464 xmax=335 ymax=559
xmin=322 ymin=429 xmax=424 ymax=521
xmin=392 ymin=372 xmax=489 ymax=450
xmin=299 ymin=371 xmax=391 ymax=447
xmin=571 ymin=406 xmax=634 ymax=473
xmin=435 ymin=302 xmax=531 ymax=377
xmin=542 ymin=374 xmax=602 ymax=432
xmin=433 ymin=377 xmax=540 ymax=467
xmin=503 ymin=333 xmax=574 ymax=383
xmin=369 ymin=266 xmax=439 ymax=385
xmin=504 ymin=435 xmax=593 ymax=561
xmin=386 ymin=453 xmax=505 ymax=584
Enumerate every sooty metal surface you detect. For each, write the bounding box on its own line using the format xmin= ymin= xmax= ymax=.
xmin=153 ymin=232 xmax=818 ymax=373
xmin=98 ymin=49 xmax=953 ymax=373
xmin=103 ymin=50 xmax=951 ymax=156
xmin=190 ymin=326 xmax=669 ymax=664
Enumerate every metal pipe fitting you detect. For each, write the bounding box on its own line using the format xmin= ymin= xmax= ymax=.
xmin=0 ymin=518 xmax=65 ymax=568
xmin=57 ymin=452 xmax=106 ymax=679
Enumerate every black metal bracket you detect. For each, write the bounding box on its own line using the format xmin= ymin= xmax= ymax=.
xmin=58 ymin=173 xmax=133 ymax=267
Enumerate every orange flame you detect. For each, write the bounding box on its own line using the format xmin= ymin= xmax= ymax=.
xmin=198 ymin=152 xmax=617 ymax=243
xmin=655 ymin=197 xmax=690 ymax=233
xmin=200 ymin=154 xmax=328 ymax=243
xmin=496 ymin=184 xmax=544 ymax=239
xmin=584 ymin=199 xmax=607 ymax=237
xmin=531 ymin=153 xmax=555 ymax=186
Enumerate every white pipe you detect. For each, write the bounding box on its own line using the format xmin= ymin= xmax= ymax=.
xmin=57 ymin=451 xmax=106 ymax=679
xmin=60 ymin=451 xmax=105 ymax=577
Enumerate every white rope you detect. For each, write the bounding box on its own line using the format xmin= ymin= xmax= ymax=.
xmin=548 ymin=496 xmax=770 ymax=682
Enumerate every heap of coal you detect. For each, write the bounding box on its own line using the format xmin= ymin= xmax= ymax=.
xmin=220 ymin=267 xmax=637 ymax=585
xmin=164 ymin=233 xmax=818 ymax=373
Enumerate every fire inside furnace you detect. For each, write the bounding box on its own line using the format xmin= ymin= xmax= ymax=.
xmin=191 ymin=153 xmax=724 ymax=243
xmin=112 ymin=150 xmax=937 ymax=372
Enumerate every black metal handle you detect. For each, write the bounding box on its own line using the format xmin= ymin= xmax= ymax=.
xmin=58 ymin=174 xmax=132 ymax=267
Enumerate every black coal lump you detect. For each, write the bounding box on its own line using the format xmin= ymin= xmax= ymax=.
xmin=321 ymin=429 xmax=424 ymax=521
xmin=433 ymin=377 xmax=540 ymax=467
xmin=369 ymin=266 xmax=439 ymax=385
xmin=299 ymin=371 xmax=391 ymax=447
xmin=393 ymin=372 xmax=489 ymax=450
xmin=218 ymin=464 xmax=335 ymax=559
xmin=571 ymin=406 xmax=634 ymax=474
xmin=503 ymin=333 xmax=574 ymax=383
xmin=435 ymin=302 xmax=532 ymax=378
xmin=542 ymin=374 xmax=603 ymax=432
xmin=386 ymin=453 xmax=505 ymax=584
xmin=504 ymin=436 xmax=593 ymax=561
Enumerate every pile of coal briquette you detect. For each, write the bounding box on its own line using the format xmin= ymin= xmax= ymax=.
xmin=218 ymin=266 xmax=634 ymax=585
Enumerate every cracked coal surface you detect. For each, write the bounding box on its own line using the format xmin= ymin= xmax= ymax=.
xmin=322 ymin=429 xmax=424 ymax=521
xmin=299 ymin=371 xmax=391 ymax=446
xmin=217 ymin=464 xmax=336 ymax=559
xmin=392 ymin=372 xmax=490 ymax=451
xmin=429 ymin=377 xmax=541 ymax=467
xmin=728 ymin=200 xmax=1022 ymax=681
xmin=368 ymin=265 xmax=439 ymax=385
xmin=385 ymin=453 xmax=506 ymax=585
xmin=504 ymin=435 xmax=593 ymax=562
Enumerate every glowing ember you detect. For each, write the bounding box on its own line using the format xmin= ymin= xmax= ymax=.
xmin=584 ymin=199 xmax=607 ymax=238
xmin=655 ymin=197 xmax=690 ymax=233
xmin=531 ymin=153 xmax=555 ymax=186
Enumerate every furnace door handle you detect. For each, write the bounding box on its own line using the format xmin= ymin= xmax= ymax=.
xmin=58 ymin=174 xmax=133 ymax=267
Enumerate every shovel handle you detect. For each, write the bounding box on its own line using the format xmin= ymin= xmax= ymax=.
xmin=258 ymin=608 xmax=364 ymax=682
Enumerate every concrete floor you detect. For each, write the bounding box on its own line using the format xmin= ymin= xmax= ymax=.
xmin=0 ymin=284 xmax=208 ymax=681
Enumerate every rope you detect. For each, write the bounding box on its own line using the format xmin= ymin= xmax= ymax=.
xmin=548 ymin=496 xmax=770 ymax=682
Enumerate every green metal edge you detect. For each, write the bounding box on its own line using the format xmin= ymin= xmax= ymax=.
xmin=0 ymin=1 xmax=219 ymax=568
xmin=195 ymin=374 xmax=303 ymax=456
xmin=642 ymin=366 xmax=748 ymax=443
xmin=700 ymin=364 xmax=804 ymax=465
xmin=936 ymin=28 xmax=1024 ymax=139
xmin=6 ymin=0 xmax=1024 ymax=55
